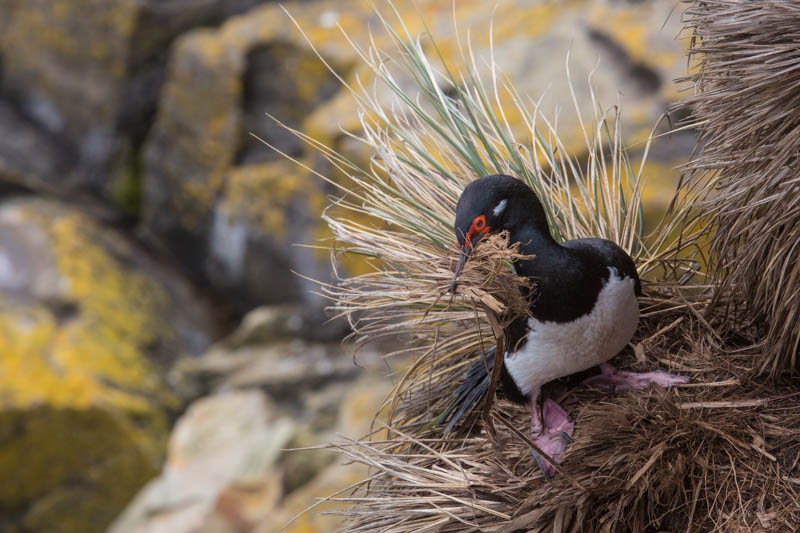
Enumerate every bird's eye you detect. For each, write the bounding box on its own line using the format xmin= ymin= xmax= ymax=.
xmin=474 ymin=215 xmax=486 ymax=230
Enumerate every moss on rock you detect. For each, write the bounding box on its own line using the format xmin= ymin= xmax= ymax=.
xmin=142 ymin=1 xmax=363 ymax=310
xmin=0 ymin=406 xmax=161 ymax=533
xmin=0 ymin=199 xmax=213 ymax=532
xmin=1 ymin=0 xmax=139 ymax=153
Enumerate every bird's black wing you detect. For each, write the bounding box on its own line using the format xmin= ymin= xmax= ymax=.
xmin=436 ymin=341 xmax=530 ymax=433
xmin=437 ymin=346 xmax=495 ymax=434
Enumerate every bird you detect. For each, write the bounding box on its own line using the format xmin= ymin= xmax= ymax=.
xmin=443 ymin=174 xmax=688 ymax=476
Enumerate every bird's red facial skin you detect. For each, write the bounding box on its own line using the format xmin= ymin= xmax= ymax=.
xmin=465 ymin=215 xmax=490 ymax=248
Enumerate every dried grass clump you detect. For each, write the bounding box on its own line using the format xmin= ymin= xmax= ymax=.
xmin=331 ymin=316 xmax=800 ymax=532
xmin=273 ymin=2 xmax=800 ymax=532
xmin=678 ymin=0 xmax=800 ymax=376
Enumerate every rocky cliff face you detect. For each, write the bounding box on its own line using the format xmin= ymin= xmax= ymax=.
xmin=110 ymin=318 xmax=392 ymax=533
xmin=0 ymin=0 xmax=267 ymax=193
xmin=0 ymin=0 xmax=693 ymax=531
xmin=0 ymin=199 xmax=216 ymax=532
xmin=0 ymin=0 xmax=691 ymax=319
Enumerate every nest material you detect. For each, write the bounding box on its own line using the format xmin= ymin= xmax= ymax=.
xmin=332 ymin=312 xmax=800 ymax=532
xmin=678 ymin=0 xmax=800 ymax=376
xmin=277 ymin=2 xmax=800 ymax=531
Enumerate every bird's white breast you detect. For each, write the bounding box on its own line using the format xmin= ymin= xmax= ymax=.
xmin=504 ymin=267 xmax=639 ymax=395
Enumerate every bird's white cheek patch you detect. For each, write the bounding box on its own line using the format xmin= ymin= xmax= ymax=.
xmin=493 ymin=199 xmax=508 ymax=217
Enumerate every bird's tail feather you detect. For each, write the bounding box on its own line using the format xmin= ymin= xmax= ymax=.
xmin=436 ymin=346 xmax=495 ymax=433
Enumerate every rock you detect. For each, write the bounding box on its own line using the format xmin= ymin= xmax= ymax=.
xmin=0 ymin=0 xmax=271 ymax=201
xmin=116 ymin=296 xmax=393 ymax=533
xmin=194 ymin=376 xmax=391 ymax=533
xmin=336 ymin=375 xmax=393 ymax=438
xmin=256 ymin=376 xmax=393 ymax=533
xmin=205 ymin=476 xmax=284 ymax=533
xmin=207 ymin=160 xmax=337 ymax=318
xmin=0 ymin=92 xmax=75 ymax=194
xmin=123 ymin=1 xmax=276 ymax=141
xmin=219 ymin=303 xmax=351 ymax=349
xmin=1 ymin=0 xmax=141 ymax=178
xmin=109 ymin=390 xmax=294 ymax=533
xmin=142 ymin=2 xmax=353 ymax=317
xmin=0 ymin=404 xmax=164 ymax=533
xmin=222 ymin=305 xmax=308 ymax=346
xmin=279 ymin=425 xmax=338 ymax=496
xmin=0 ymin=198 xmax=216 ymax=532
xmin=176 ymin=335 xmax=386 ymax=404
xmin=256 ymin=461 xmax=368 ymax=533
xmin=0 ymin=1 xmax=15 ymax=36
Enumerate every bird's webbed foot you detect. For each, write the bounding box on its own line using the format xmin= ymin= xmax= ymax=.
xmin=530 ymin=398 xmax=574 ymax=479
xmin=583 ymin=362 xmax=689 ymax=392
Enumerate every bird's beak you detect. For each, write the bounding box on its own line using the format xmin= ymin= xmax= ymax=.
xmin=450 ymin=233 xmax=484 ymax=293
xmin=450 ymin=244 xmax=471 ymax=293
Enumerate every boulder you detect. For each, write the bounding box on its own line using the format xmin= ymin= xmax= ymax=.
xmin=256 ymin=376 xmax=392 ymax=533
xmin=111 ymin=366 xmax=392 ymax=533
xmin=0 ymin=198 xmax=215 ymax=532
xmin=1 ymin=0 xmax=143 ymax=193
xmin=215 ymin=303 xmax=352 ymax=349
xmin=109 ymin=390 xmax=293 ymax=533
xmin=0 ymin=101 xmax=74 ymax=194
xmin=0 ymin=0 xmax=270 ymax=201
xmin=175 ymin=321 xmax=385 ymax=402
xmin=209 ymin=160 xmax=337 ymax=315
xmin=256 ymin=461 xmax=368 ymax=533
xmin=142 ymin=2 xmax=355 ymax=317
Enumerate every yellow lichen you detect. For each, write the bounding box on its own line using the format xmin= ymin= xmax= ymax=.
xmin=0 ymin=202 xmax=177 ymax=530
xmin=0 ymin=406 xmax=161 ymax=532
xmin=221 ymin=161 xmax=311 ymax=240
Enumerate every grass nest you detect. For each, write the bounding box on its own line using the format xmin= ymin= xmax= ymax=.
xmin=276 ymin=2 xmax=800 ymax=531
xmin=333 ymin=317 xmax=800 ymax=532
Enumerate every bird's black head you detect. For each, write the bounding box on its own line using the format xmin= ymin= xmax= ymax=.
xmin=451 ymin=174 xmax=550 ymax=292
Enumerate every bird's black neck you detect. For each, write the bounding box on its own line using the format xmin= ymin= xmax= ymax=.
xmin=503 ymin=201 xmax=601 ymax=323
xmin=502 ymin=193 xmax=567 ymax=279
xmin=509 ymin=223 xmax=572 ymax=279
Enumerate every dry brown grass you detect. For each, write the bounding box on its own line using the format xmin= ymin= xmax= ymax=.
xmin=271 ymin=1 xmax=800 ymax=531
xmin=330 ymin=314 xmax=800 ymax=532
xmin=677 ymin=0 xmax=800 ymax=377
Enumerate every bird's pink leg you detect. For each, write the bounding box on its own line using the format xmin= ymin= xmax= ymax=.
xmin=583 ymin=362 xmax=689 ymax=391
xmin=529 ymin=385 xmax=543 ymax=436
xmin=529 ymin=385 xmax=574 ymax=478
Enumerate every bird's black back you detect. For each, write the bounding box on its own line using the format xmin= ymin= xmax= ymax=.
xmin=512 ymin=236 xmax=639 ymax=324
xmin=562 ymin=238 xmax=641 ymax=296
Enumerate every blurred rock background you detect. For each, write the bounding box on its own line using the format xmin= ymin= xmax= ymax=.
xmin=0 ymin=1 xmax=694 ymax=531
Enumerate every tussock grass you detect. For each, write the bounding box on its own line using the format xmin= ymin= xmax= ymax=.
xmin=678 ymin=0 xmax=800 ymax=377
xmin=329 ymin=322 xmax=800 ymax=532
xmin=273 ymin=1 xmax=800 ymax=531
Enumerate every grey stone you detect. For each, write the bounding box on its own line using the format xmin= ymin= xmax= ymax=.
xmin=0 ymin=101 xmax=75 ymax=191
xmin=0 ymin=0 xmax=273 ymax=199
xmin=0 ymin=198 xmax=219 ymax=532
xmin=141 ymin=4 xmax=347 ymax=317
xmin=109 ymin=390 xmax=294 ymax=533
